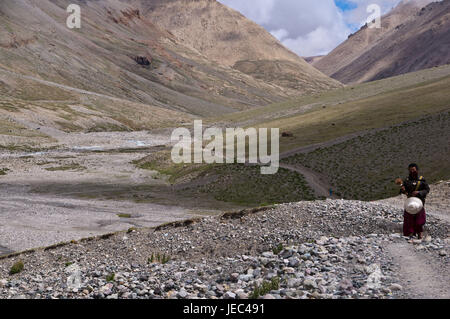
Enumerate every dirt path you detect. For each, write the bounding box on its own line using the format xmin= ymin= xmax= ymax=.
xmin=386 ymin=242 xmax=450 ymax=299
xmin=376 ymin=184 xmax=450 ymax=298
xmin=279 ymin=163 xmax=337 ymax=198
xmin=278 ymin=136 xmax=354 ymax=199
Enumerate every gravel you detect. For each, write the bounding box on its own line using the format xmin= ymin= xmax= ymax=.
xmin=0 ymin=200 xmax=448 ymax=299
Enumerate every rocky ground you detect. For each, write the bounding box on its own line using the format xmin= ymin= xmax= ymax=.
xmin=0 ymin=200 xmax=448 ymax=299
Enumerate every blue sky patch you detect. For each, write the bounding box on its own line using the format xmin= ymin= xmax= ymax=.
xmin=334 ymin=0 xmax=357 ymax=12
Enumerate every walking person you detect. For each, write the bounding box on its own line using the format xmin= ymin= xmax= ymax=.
xmin=399 ymin=163 xmax=430 ymax=239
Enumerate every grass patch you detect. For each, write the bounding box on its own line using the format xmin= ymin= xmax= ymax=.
xmin=0 ymin=117 xmax=49 ymax=138
xmin=250 ymin=277 xmax=280 ymax=299
xmin=0 ymin=168 xmax=10 ymax=176
xmin=266 ymin=75 xmax=450 ymax=152
xmin=117 ymin=213 xmax=132 ymax=218
xmin=181 ymin=164 xmax=315 ymax=206
xmin=54 ymin=121 xmax=83 ymax=132
xmin=87 ymin=123 xmax=130 ymax=133
xmin=133 ymin=151 xmax=316 ymax=206
xmin=133 ymin=150 xmax=211 ymax=184
xmin=106 ymin=273 xmax=115 ymax=282
xmin=148 ymin=253 xmax=171 ymax=264
xmin=9 ymin=261 xmax=24 ymax=275
xmin=45 ymin=163 xmax=86 ymax=172
xmin=37 ymin=161 xmax=53 ymax=166
xmin=0 ymin=144 xmax=49 ymax=152
xmin=272 ymin=243 xmax=284 ymax=255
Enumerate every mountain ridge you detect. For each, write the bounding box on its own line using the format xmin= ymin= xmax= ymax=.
xmin=0 ymin=0 xmax=341 ymax=136
xmin=313 ymin=0 xmax=450 ymax=84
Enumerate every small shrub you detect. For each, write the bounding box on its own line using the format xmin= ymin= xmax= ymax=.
xmin=106 ymin=273 xmax=115 ymax=282
xmin=10 ymin=261 xmax=24 ymax=275
xmin=272 ymin=243 xmax=283 ymax=255
xmin=127 ymin=227 xmax=137 ymax=233
xmin=161 ymin=254 xmax=171 ymax=264
xmin=250 ymin=277 xmax=280 ymax=299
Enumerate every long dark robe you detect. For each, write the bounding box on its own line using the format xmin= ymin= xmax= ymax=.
xmin=403 ymin=208 xmax=426 ymax=236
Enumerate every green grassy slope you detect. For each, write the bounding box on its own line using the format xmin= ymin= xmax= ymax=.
xmin=133 ymin=151 xmax=316 ymax=207
xmin=284 ymin=111 xmax=450 ymax=200
xmin=177 ymin=164 xmax=316 ymax=206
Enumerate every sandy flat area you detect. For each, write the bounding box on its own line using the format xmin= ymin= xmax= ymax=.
xmin=0 ymin=130 xmax=221 ymax=254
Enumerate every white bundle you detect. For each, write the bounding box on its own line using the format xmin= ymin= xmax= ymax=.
xmin=404 ymin=197 xmax=423 ymax=215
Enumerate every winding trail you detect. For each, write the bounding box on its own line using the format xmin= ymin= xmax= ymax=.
xmin=279 ymin=163 xmax=337 ymax=198
xmin=278 ymin=141 xmax=343 ymax=199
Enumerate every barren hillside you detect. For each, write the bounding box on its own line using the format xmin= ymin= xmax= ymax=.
xmin=141 ymin=0 xmax=342 ymax=92
xmin=314 ymin=0 xmax=450 ymax=83
xmin=0 ymin=0 xmax=342 ymax=138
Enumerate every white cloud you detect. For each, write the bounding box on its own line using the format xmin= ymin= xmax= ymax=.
xmin=281 ymin=21 xmax=350 ymax=57
xmin=218 ymin=0 xmax=275 ymax=24
xmin=218 ymin=0 xmax=419 ymax=56
xmin=270 ymin=28 xmax=289 ymax=41
xmin=219 ymin=0 xmax=351 ymax=56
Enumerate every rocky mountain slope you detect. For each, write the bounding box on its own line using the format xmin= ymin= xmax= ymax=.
xmin=0 ymin=199 xmax=448 ymax=299
xmin=0 ymin=0 xmax=341 ymax=138
xmin=144 ymin=0 xmax=339 ymax=91
xmin=314 ymin=0 xmax=450 ymax=83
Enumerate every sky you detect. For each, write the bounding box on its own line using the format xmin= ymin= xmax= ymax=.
xmin=218 ymin=0 xmax=405 ymax=57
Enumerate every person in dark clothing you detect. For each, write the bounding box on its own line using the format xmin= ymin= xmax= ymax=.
xmin=399 ymin=163 xmax=430 ymax=239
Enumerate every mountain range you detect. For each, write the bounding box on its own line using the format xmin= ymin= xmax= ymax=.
xmin=0 ymin=0 xmax=341 ymax=135
xmin=313 ymin=0 xmax=450 ymax=83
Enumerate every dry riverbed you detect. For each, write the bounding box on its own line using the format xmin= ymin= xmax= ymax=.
xmin=0 ymin=130 xmax=232 ymax=254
